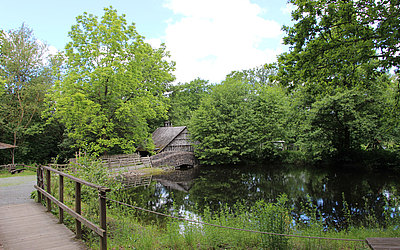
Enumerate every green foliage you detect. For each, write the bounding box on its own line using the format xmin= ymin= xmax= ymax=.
xmin=302 ymin=89 xmax=382 ymax=160
xmin=0 ymin=167 xmax=36 ymax=178
xmin=253 ymin=195 xmax=291 ymax=248
xmin=161 ymin=198 xmax=292 ymax=249
xmin=274 ymin=0 xmax=400 ymax=164
xmin=189 ymin=75 xmax=290 ymax=165
xmin=0 ymin=24 xmax=54 ymax=164
xmin=190 ymin=78 xmax=251 ymax=164
xmin=227 ymin=63 xmax=280 ymax=87
xmin=279 ymin=0 xmax=400 ymax=89
xmin=168 ymin=78 xmax=209 ymax=126
xmin=46 ymin=7 xmax=175 ymax=156
xmin=289 ymin=75 xmax=400 ymax=163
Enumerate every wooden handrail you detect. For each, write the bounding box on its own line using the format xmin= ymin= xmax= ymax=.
xmin=36 ymin=165 xmax=110 ymax=250
xmin=40 ymin=165 xmax=111 ymax=192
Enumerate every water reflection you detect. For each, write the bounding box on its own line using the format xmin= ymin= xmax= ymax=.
xmin=120 ymin=164 xmax=400 ymax=229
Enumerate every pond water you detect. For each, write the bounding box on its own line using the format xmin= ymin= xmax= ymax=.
xmin=122 ymin=164 xmax=400 ymax=230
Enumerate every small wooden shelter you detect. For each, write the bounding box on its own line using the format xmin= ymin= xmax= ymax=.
xmin=0 ymin=142 xmax=17 ymax=165
xmin=152 ymin=123 xmax=194 ymax=153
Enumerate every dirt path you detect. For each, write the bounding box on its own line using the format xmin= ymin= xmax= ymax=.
xmin=0 ymin=175 xmax=36 ymax=206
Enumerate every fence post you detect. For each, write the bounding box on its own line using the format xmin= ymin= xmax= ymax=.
xmin=99 ymin=190 xmax=107 ymax=250
xmin=46 ymin=169 xmax=51 ymax=212
xmin=59 ymin=175 xmax=64 ymax=224
xmin=37 ymin=166 xmax=42 ymax=203
xmin=75 ymin=181 xmax=82 ymax=239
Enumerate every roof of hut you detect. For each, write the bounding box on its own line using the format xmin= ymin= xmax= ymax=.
xmin=152 ymin=126 xmax=186 ymax=152
xmin=0 ymin=142 xmax=17 ymax=150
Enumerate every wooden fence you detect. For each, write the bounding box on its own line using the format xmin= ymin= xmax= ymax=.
xmin=35 ymin=165 xmax=111 ymax=250
xmin=101 ymin=153 xmax=152 ymax=171
xmin=0 ymin=163 xmax=35 ymax=173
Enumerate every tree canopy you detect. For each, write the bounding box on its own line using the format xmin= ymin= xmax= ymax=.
xmin=168 ymin=78 xmax=210 ymax=126
xmin=1 ymin=2 xmax=400 ymax=167
xmin=279 ymin=0 xmax=400 ymax=89
xmin=189 ymin=74 xmax=289 ymax=165
xmin=47 ymin=7 xmax=175 ymax=156
xmin=0 ymin=25 xmax=53 ymax=163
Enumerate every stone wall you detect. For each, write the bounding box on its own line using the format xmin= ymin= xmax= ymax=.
xmin=150 ymin=151 xmax=197 ymax=168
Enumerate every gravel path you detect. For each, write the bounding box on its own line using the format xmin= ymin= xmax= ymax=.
xmin=0 ymin=175 xmax=36 ymax=206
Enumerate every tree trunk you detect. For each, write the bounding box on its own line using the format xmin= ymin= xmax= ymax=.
xmin=12 ymin=131 xmax=17 ymax=165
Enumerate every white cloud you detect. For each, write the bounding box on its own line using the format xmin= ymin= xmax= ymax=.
xmin=162 ymin=0 xmax=283 ymax=83
xmin=34 ymin=40 xmax=59 ymax=65
xmin=281 ymin=3 xmax=296 ymax=15
xmin=146 ymin=38 xmax=163 ymax=49
xmin=47 ymin=45 xmax=58 ymax=56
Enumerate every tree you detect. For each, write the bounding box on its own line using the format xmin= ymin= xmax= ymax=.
xmin=47 ymin=7 xmax=175 ymax=156
xmin=279 ymin=0 xmax=400 ymax=89
xmin=190 ymin=79 xmax=252 ymax=165
xmin=189 ymin=76 xmax=289 ymax=165
xmin=227 ymin=63 xmax=279 ymax=87
xmin=168 ymin=78 xmax=209 ymax=126
xmin=0 ymin=25 xmax=53 ymax=164
xmin=250 ymin=85 xmax=289 ymax=159
xmin=297 ymin=84 xmax=395 ymax=162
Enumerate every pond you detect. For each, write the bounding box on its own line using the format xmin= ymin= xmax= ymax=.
xmin=121 ymin=164 xmax=400 ymax=230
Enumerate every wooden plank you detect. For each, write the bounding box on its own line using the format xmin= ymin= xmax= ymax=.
xmin=35 ymin=185 xmax=105 ymax=237
xmin=366 ymin=237 xmax=400 ymax=249
xmin=0 ymin=202 xmax=86 ymax=250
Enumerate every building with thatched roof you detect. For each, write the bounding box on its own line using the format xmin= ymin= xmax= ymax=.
xmin=152 ymin=124 xmax=194 ymax=153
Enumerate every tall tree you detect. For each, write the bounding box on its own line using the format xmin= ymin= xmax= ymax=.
xmin=279 ymin=0 xmax=400 ymax=89
xmin=190 ymin=76 xmax=288 ymax=165
xmin=190 ymin=79 xmax=252 ymax=165
xmin=227 ymin=63 xmax=279 ymax=87
xmin=0 ymin=25 xmax=52 ymax=164
xmin=168 ymin=78 xmax=209 ymax=126
xmin=47 ymin=7 xmax=175 ymax=156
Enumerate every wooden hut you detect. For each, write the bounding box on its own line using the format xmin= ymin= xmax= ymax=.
xmin=0 ymin=142 xmax=17 ymax=165
xmin=152 ymin=124 xmax=194 ymax=153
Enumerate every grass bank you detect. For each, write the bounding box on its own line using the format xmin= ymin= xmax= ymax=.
xmin=0 ymin=167 xmax=36 ymax=178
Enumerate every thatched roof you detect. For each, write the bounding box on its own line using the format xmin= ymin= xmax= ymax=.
xmin=152 ymin=126 xmax=186 ymax=152
xmin=0 ymin=142 xmax=17 ymax=150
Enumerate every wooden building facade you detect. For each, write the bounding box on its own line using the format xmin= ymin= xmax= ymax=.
xmin=152 ymin=125 xmax=194 ymax=153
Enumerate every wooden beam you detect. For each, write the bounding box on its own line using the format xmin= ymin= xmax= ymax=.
xmin=40 ymin=165 xmax=110 ymax=192
xmin=366 ymin=237 xmax=400 ymax=250
xmin=34 ymin=185 xmax=106 ymax=237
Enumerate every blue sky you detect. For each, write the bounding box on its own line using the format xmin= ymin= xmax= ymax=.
xmin=1 ymin=0 xmax=295 ymax=83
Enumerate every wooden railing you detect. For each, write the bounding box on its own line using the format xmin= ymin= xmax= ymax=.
xmin=0 ymin=163 xmax=35 ymax=173
xmin=35 ymin=165 xmax=111 ymax=250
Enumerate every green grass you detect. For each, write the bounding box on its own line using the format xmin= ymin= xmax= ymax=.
xmin=0 ymin=168 xmax=36 ymax=178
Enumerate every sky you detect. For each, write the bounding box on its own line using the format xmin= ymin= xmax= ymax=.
xmin=0 ymin=0 xmax=295 ymax=83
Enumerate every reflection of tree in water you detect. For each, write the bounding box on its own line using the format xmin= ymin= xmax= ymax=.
xmin=188 ymin=165 xmax=400 ymax=229
xmin=118 ymin=165 xmax=400 ymax=229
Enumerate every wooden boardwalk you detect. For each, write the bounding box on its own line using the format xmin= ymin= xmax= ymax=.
xmin=366 ymin=237 xmax=400 ymax=250
xmin=0 ymin=201 xmax=86 ymax=250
